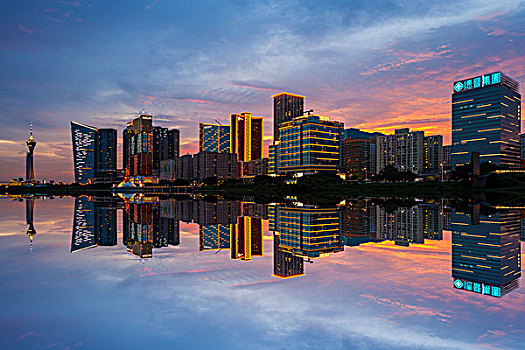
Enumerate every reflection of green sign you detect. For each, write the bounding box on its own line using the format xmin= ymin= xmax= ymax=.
xmin=453 ymin=279 xmax=502 ymax=297
xmin=453 ymin=72 xmax=501 ymax=93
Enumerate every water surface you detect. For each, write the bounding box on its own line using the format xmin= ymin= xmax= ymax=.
xmin=1 ymin=196 xmax=524 ymax=349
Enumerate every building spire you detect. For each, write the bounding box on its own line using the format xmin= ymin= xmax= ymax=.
xmin=29 ymin=122 xmax=34 ymax=140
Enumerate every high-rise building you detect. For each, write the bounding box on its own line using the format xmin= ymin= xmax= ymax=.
xmin=342 ymin=138 xmax=376 ymax=178
xmin=168 ymin=129 xmax=180 ymax=159
xmin=452 ymin=207 xmax=521 ymax=297
xmin=230 ymin=112 xmax=263 ymax=161
xmin=273 ymin=92 xmax=304 ymax=141
xmin=376 ymin=128 xmax=424 ymax=174
xmin=451 ymin=72 xmax=521 ymax=169
xmin=443 ymin=145 xmax=452 ymax=168
xmin=423 ymin=135 xmax=443 ymax=175
xmin=71 ymin=122 xmax=118 ymax=184
xmin=96 ymin=129 xmax=117 ymax=175
xmin=122 ymin=114 xmax=180 ymax=177
xmin=199 ymin=123 xmax=230 ymax=153
xmin=71 ymin=122 xmax=98 ymax=184
xmin=25 ymin=123 xmax=37 ymax=181
xmin=271 ymin=114 xmax=344 ymax=174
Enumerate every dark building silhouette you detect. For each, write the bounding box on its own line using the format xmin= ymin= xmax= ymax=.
xmin=273 ymin=92 xmax=304 ymax=142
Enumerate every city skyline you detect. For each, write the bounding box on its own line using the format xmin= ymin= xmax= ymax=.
xmin=1 ymin=1 xmax=524 ymax=182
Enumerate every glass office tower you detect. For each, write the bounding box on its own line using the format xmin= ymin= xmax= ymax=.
xmin=199 ymin=123 xmax=231 ymax=153
xmin=273 ymin=92 xmax=304 ymax=142
xmin=71 ymin=122 xmax=98 ymax=184
xmin=451 ymin=72 xmax=521 ymax=168
xmin=276 ymin=114 xmax=344 ymax=174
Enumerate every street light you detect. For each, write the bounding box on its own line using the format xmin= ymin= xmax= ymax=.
xmin=363 ymin=167 xmax=368 ymax=181
xmin=440 ymin=163 xmax=444 ymax=182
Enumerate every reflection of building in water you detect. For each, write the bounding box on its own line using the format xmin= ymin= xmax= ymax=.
xmin=122 ymin=198 xmax=180 ymax=258
xmin=174 ymin=200 xmax=240 ymax=226
xmin=230 ymin=216 xmax=263 ymax=261
xmin=72 ymin=197 xmax=97 ymax=252
xmin=270 ymin=205 xmax=343 ymax=259
xmin=200 ymin=224 xmax=231 ymax=251
xmin=452 ymin=206 xmax=521 ymax=297
xmin=94 ymin=198 xmax=118 ymax=246
xmin=25 ymin=198 xmax=37 ymax=252
xmin=273 ymin=233 xmax=304 ymax=278
xmin=72 ymin=197 xmax=119 ymax=253
xmin=443 ymin=207 xmax=452 ymax=231
xmin=340 ymin=200 xmax=381 ymax=246
xmin=520 ymin=210 xmax=525 ymax=241
xmin=375 ymin=203 xmax=443 ymax=246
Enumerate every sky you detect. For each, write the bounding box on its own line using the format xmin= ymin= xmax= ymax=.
xmin=1 ymin=197 xmax=524 ymax=349
xmin=0 ymin=0 xmax=524 ymax=182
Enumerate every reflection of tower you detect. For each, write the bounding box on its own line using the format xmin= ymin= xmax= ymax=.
xmin=26 ymin=123 xmax=37 ymax=181
xmin=452 ymin=207 xmax=521 ymax=297
xmin=273 ymin=233 xmax=304 ymax=278
xmin=25 ymin=198 xmax=37 ymax=252
xmin=230 ymin=216 xmax=263 ymax=261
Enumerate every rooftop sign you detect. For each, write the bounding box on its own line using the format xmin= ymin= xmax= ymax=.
xmin=453 ymin=72 xmax=501 ymax=93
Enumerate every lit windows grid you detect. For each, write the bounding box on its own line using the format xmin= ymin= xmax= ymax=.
xmin=452 ymin=83 xmax=521 ymax=168
xmin=277 ymin=116 xmax=343 ymax=173
xmin=277 ymin=208 xmax=343 ymax=258
xmin=451 ymin=211 xmax=521 ymax=287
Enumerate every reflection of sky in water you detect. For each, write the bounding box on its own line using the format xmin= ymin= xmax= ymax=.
xmin=0 ymin=197 xmax=524 ymax=350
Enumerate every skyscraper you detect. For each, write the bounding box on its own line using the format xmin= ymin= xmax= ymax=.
xmin=273 ymin=92 xmax=304 ymax=141
xmin=271 ymin=114 xmax=344 ymax=174
xmin=199 ymin=123 xmax=230 ymax=153
xmin=71 ymin=122 xmax=98 ymax=184
xmin=71 ymin=121 xmax=118 ymax=184
xmin=122 ymin=114 xmax=180 ymax=178
xmin=25 ymin=123 xmax=37 ymax=181
xmin=230 ymin=112 xmax=263 ymax=161
xmin=423 ymin=135 xmax=443 ymax=174
xmin=452 ymin=72 xmax=521 ymax=169
xmin=96 ymin=129 xmax=117 ymax=176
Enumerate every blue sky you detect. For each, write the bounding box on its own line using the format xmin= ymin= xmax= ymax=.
xmin=0 ymin=0 xmax=524 ymax=181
